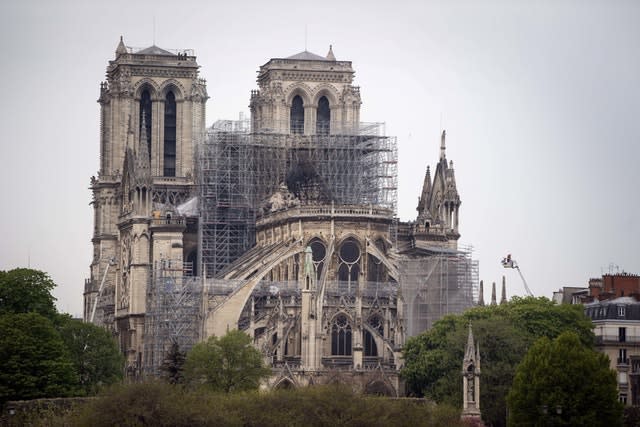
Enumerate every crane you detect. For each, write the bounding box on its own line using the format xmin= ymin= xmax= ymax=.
xmin=501 ymin=254 xmax=534 ymax=297
xmin=89 ymin=257 xmax=116 ymax=323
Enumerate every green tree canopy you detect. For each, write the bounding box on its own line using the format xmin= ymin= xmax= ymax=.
xmin=0 ymin=268 xmax=57 ymax=319
xmin=507 ymin=331 xmax=622 ymax=427
xmin=184 ymin=330 xmax=271 ymax=393
xmin=0 ymin=313 xmax=77 ymax=403
xmin=57 ymin=316 xmax=124 ymax=395
xmin=401 ymin=297 xmax=595 ymax=427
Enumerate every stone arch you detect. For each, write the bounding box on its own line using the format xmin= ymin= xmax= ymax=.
xmin=273 ymin=377 xmax=296 ymax=390
xmin=206 ymin=243 xmax=305 ymax=338
xmin=133 ymin=78 xmax=160 ymax=100
xmin=159 ymin=79 xmax=186 ymax=101
xmin=312 ymin=84 xmax=340 ymax=106
xmin=284 ymin=83 xmax=313 ymax=106
xmin=362 ymin=322 xmax=394 ymax=358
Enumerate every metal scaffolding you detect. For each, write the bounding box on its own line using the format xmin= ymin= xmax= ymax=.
xmin=400 ymin=245 xmax=479 ymax=337
xmin=143 ymin=259 xmax=202 ymax=377
xmin=197 ymin=121 xmax=398 ymax=278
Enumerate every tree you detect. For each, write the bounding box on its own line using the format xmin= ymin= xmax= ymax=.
xmin=184 ymin=330 xmax=271 ymax=392
xmin=507 ymin=331 xmax=622 ymax=427
xmin=401 ymin=297 xmax=595 ymax=427
xmin=0 ymin=313 xmax=77 ymax=403
xmin=160 ymin=342 xmax=186 ymax=385
xmin=0 ymin=268 xmax=57 ymax=319
xmin=57 ymin=317 xmax=124 ymax=395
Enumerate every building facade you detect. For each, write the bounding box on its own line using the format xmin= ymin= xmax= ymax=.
xmin=85 ymin=39 xmax=478 ymax=392
xmin=583 ymin=273 xmax=640 ymax=406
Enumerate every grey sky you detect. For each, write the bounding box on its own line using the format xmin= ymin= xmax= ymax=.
xmin=1 ymin=0 xmax=638 ymax=316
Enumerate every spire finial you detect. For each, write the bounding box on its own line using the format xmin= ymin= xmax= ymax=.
xmin=500 ymin=276 xmax=507 ymax=304
xmin=116 ymin=35 xmax=127 ymax=57
xmin=478 ymin=280 xmax=484 ymax=306
xmin=326 ymin=44 xmax=336 ymax=61
xmin=440 ymin=130 xmax=446 ymax=160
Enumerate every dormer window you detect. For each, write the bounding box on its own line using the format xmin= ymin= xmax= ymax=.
xmin=618 ymin=305 xmax=626 ymax=317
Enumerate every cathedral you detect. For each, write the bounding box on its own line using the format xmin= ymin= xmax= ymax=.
xmin=84 ymin=38 xmax=477 ymax=395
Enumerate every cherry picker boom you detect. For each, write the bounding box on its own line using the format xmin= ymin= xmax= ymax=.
xmin=501 ymin=254 xmax=534 ymax=297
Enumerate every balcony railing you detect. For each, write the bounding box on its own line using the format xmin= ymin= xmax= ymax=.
xmin=596 ymin=335 xmax=640 ymax=345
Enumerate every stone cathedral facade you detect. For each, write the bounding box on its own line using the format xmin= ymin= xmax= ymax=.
xmin=85 ymin=38 xmax=476 ymax=394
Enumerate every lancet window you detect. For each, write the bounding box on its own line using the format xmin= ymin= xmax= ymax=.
xmin=316 ymin=96 xmax=330 ymax=135
xmin=163 ymin=91 xmax=177 ymax=176
xmin=331 ymin=314 xmax=352 ymax=356
xmin=290 ymin=95 xmax=304 ymax=134
xmin=139 ymin=90 xmax=152 ymax=158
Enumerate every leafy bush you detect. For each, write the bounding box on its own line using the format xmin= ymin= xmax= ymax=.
xmin=62 ymin=382 xmax=462 ymax=427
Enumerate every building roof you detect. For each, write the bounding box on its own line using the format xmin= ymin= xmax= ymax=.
xmin=286 ymin=50 xmax=328 ymax=61
xmin=136 ymin=45 xmax=176 ymax=56
xmin=585 ymin=296 xmax=639 ymax=307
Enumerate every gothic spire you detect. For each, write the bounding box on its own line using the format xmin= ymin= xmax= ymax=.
xmin=116 ymin=35 xmax=127 ymax=57
xmin=491 ymin=282 xmax=497 ymax=306
xmin=416 ymin=165 xmax=432 ymax=216
xmin=500 ymin=276 xmax=507 ymax=304
xmin=440 ymin=129 xmax=446 ymax=161
xmin=478 ymin=280 xmax=484 ymax=306
xmin=464 ymin=324 xmax=476 ymax=363
xmin=326 ymin=45 xmax=336 ymax=61
xmin=136 ymin=112 xmax=151 ymax=179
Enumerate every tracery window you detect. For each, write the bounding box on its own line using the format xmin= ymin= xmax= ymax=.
xmin=290 ymin=95 xmax=304 ymax=134
xmin=331 ymin=314 xmax=352 ymax=356
xmin=337 ymin=238 xmax=360 ymax=286
xmin=139 ymin=90 xmax=152 ymax=158
xmin=163 ymin=91 xmax=177 ymax=176
xmin=316 ymin=96 xmax=330 ymax=135
xmin=309 ymin=238 xmax=326 ymax=281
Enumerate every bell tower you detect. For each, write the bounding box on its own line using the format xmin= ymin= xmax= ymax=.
xmin=86 ymin=37 xmax=207 ymax=374
xmin=249 ymin=46 xmax=361 ymax=135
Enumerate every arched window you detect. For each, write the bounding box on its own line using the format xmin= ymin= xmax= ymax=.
xmin=164 ymin=91 xmax=177 ymax=176
xmin=363 ymin=329 xmax=377 ymax=357
xmin=337 ymin=238 xmax=361 ymax=284
xmin=290 ymin=95 xmax=304 ymax=134
xmin=139 ymin=90 xmax=152 ymax=159
xmin=331 ymin=314 xmax=352 ymax=356
xmin=309 ymin=238 xmax=326 ymax=281
xmin=364 ymin=316 xmax=383 ymax=357
xmin=316 ymin=96 xmax=330 ymax=135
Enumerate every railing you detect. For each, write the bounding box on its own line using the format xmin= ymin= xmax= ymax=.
xmin=257 ymin=204 xmax=394 ymax=224
xmin=322 ymin=356 xmax=353 ymax=369
xmin=273 ymin=357 xmax=301 ymax=369
xmin=618 ymin=358 xmax=630 ymax=365
xmin=596 ymin=335 xmax=640 ymax=345
xmin=247 ymin=119 xmax=385 ymax=137
xmin=150 ymin=217 xmax=185 ymax=226
xmin=127 ymin=46 xmax=195 ymax=57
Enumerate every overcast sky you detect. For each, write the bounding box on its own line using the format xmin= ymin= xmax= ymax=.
xmin=1 ymin=0 xmax=638 ymax=316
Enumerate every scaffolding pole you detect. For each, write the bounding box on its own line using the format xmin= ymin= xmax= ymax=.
xmin=197 ymin=121 xmax=398 ymax=279
xmin=143 ymin=259 xmax=202 ymax=377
